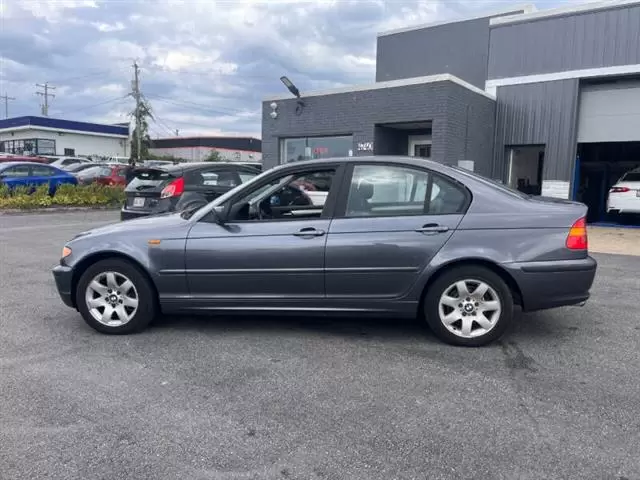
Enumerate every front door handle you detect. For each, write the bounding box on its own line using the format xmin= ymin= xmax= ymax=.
xmin=293 ymin=227 xmax=326 ymax=237
xmin=415 ymin=223 xmax=449 ymax=233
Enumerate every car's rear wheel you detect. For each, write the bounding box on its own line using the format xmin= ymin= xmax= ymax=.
xmin=424 ymin=265 xmax=513 ymax=347
xmin=76 ymin=258 xmax=157 ymax=334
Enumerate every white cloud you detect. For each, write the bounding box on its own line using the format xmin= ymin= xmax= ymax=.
xmin=1 ymin=0 xmax=574 ymax=139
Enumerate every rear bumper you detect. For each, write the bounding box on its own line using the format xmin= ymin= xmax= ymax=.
xmin=52 ymin=264 xmax=75 ymax=308
xmin=121 ymin=198 xmax=177 ymax=221
xmin=504 ymin=256 xmax=597 ymax=312
xmin=607 ymin=196 xmax=640 ymax=214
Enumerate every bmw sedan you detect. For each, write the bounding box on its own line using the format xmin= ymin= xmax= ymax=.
xmin=52 ymin=156 xmax=597 ymax=347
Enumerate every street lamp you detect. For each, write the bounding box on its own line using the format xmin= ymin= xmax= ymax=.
xmin=280 ymin=75 xmax=305 ymax=115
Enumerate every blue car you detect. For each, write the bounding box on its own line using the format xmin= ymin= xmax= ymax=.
xmin=0 ymin=161 xmax=77 ymax=195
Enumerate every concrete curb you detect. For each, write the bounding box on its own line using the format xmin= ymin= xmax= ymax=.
xmin=0 ymin=206 xmax=120 ymax=215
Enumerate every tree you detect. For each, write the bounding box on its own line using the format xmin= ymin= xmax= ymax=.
xmin=204 ymin=150 xmax=223 ymax=162
xmin=130 ymin=98 xmax=153 ymax=162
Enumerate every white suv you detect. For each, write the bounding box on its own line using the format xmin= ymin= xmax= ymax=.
xmin=607 ymin=168 xmax=640 ymax=215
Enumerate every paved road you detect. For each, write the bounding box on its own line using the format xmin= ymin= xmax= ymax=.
xmin=1 ymin=211 xmax=639 ymax=480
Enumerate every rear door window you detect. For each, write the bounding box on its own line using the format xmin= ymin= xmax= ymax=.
xmin=31 ymin=165 xmax=55 ymax=177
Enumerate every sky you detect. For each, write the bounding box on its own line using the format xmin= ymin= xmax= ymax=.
xmin=0 ymin=0 xmax=586 ymax=139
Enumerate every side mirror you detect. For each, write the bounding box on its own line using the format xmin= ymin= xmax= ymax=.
xmin=227 ymin=201 xmax=250 ymax=222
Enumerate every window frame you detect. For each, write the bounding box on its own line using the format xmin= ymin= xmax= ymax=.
xmin=201 ymin=162 xmax=347 ymax=224
xmin=30 ymin=165 xmax=57 ymax=177
xmin=1 ymin=165 xmax=33 ymax=177
xmin=333 ymin=162 xmax=472 ymax=219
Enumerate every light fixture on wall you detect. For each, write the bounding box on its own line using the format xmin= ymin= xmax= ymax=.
xmin=269 ymin=101 xmax=278 ymax=119
xmin=280 ymin=75 xmax=305 ymax=115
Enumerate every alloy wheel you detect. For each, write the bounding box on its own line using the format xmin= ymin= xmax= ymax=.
xmin=85 ymin=271 xmax=139 ymax=327
xmin=437 ymin=279 xmax=502 ymax=339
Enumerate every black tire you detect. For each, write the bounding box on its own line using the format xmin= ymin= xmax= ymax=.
xmin=424 ymin=265 xmax=514 ymax=347
xmin=76 ymin=258 xmax=157 ymax=334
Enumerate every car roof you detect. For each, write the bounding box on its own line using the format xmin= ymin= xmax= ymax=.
xmin=0 ymin=161 xmax=59 ymax=168
xmin=142 ymin=162 xmax=259 ymax=172
xmin=274 ymin=155 xmax=459 ymax=175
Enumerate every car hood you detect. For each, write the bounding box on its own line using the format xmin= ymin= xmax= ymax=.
xmin=72 ymin=212 xmax=189 ymax=240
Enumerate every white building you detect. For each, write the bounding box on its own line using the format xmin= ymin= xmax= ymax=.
xmin=149 ymin=136 xmax=262 ymax=163
xmin=0 ymin=116 xmax=129 ymax=157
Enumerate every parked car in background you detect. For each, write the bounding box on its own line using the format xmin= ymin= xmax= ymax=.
xmin=50 ymin=157 xmax=93 ymax=170
xmin=76 ymin=164 xmax=130 ymax=187
xmin=66 ymin=163 xmax=100 ymax=174
xmin=238 ymin=162 xmax=262 ymax=171
xmin=143 ymin=160 xmax=177 ymax=168
xmin=121 ymin=162 xmax=260 ymax=220
xmin=0 ymin=161 xmax=77 ymax=194
xmin=107 ymin=156 xmax=130 ymax=164
xmin=607 ymin=167 xmax=640 ymax=216
xmin=0 ymin=155 xmax=50 ymax=164
xmin=53 ymin=156 xmax=597 ymax=347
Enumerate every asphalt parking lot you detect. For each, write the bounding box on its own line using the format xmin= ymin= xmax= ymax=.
xmin=1 ymin=211 xmax=639 ymax=480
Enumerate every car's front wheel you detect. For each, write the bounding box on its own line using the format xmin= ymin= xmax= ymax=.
xmin=424 ymin=265 xmax=514 ymax=347
xmin=76 ymin=258 xmax=157 ymax=334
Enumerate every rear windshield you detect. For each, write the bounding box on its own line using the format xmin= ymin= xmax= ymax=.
xmin=621 ymin=172 xmax=640 ymax=182
xmin=127 ymin=168 xmax=175 ymax=189
xmin=447 ymin=165 xmax=529 ymax=199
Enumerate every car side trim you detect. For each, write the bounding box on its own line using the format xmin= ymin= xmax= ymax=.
xmin=159 ymin=266 xmax=418 ymax=275
xmin=517 ymin=258 xmax=597 ymax=273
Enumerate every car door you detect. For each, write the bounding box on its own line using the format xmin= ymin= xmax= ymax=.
xmin=325 ymin=162 xmax=469 ymax=299
xmin=0 ymin=164 xmax=33 ymax=190
xmin=30 ymin=164 xmax=59 ymax=193
xmin=185 ymin=163 xmax=345 ymax=303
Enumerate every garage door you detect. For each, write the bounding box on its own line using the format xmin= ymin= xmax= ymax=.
xmin=577 ymin=81 xmax=640 ymax=143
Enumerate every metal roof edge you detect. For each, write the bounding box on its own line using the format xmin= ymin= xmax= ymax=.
xmin=263 ymin=74 xmax=496 ymax=102
xmin=377 ymin=4 xmax=536 ymax=37
xmin=490 ymin=0 xmax=640 ymax=26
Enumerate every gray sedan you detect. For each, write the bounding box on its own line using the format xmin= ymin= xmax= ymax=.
xmin=52 ymin=156 xmax=597 ymax=346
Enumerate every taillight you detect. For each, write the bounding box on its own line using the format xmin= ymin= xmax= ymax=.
xmin=566 ymin=217 xmax=588 ymax=250
xmin=609 ymin=187 xmax=630 ymax=193
xmin=160 ymin=177 xmax=184 ymax=199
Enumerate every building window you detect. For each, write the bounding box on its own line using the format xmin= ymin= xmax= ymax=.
xmin=64 ymin=148 xmax=75 ymax=156
xmin=280 ymin=135 xmax=352 ymax=164
xmin=0 ymin=138 xmax=56 ymax=155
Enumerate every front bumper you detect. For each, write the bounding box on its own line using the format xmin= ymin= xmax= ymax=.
xmin=52 ymin=264 xmax=75 ymax=308
xmin=504 ymin=256 xmax=597 ymax=312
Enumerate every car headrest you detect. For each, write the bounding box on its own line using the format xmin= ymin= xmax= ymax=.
xmin=355 ymin=179 xmax=374 ymax=199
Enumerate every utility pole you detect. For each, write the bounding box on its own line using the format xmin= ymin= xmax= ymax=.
xmin=0 ymin=94 xmax=15 ymax=118
xmin=35 ymin=83 xmax=55 ymax=116
xmin=131 ymin=62 xmax=142 ymax=164
xmin=175 ymin=129 xmax=179 ymax=136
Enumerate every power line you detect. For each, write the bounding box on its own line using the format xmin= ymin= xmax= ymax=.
xmin=0 ymin=93 xmax=16 ymax=118
xmin=36 ymin=83 xmax=56 ymax=116
xmin=54 ymin=96 xmax=129 ymax=115
xmin=146 ymin=94 xmax=246 ymax=116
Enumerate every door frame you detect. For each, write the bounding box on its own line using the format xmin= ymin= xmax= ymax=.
xmin=408 ymin=135 xmax=432 ymax=158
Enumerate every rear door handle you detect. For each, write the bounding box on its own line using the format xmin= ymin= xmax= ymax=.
xmin=415 ymin=223 xmax=449 ymax=233
xmin=293 ymin=227 xmax=326 ymax=237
